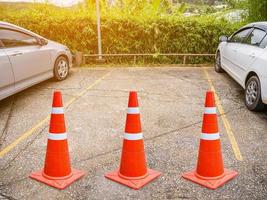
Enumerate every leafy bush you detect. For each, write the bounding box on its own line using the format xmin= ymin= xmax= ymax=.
xmin=0 ymin=3 xmax=243 ymax=64
xmin=247 ymin=0 xmax=267 ymax=22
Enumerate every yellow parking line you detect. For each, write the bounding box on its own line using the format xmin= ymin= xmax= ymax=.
xmin=203 ymin=68 xmax=243 ymax=161
xmin=0 ymin=69 xmax=114 ymax=158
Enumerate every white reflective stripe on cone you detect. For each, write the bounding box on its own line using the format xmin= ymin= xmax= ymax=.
xmin=51 ymin=107 xmax=64 ymax=114
xmin=127 ymin=107 xmax=140 ymax=114
xmin=200 ymin=133 xmax=220 ymax=140
xmin=124 ymin=133 xmax=143 ymax=140
xmin=48 ymin=133 xmax=67 ymax=140
xmin=204 ymin=107 xmax=216 ymax=114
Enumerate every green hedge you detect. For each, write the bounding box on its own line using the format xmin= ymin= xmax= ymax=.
xmin=0 ymin=4 xmax=243 ymax=64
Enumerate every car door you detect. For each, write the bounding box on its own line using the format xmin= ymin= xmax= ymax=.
xmin=0 ymin=44 xmax=15 ymax=100
xmin=0 ymin=28 xmax=52 ymax=91
xmin=233 ymin=28 xmax=267 ymax=83
xmin=221 ymin=28 xmax=252 ymax=83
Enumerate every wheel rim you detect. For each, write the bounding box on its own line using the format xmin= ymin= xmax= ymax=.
xmin=215 ymin=54 xmax=220 ymax=70
xmin=246 ymin=80 xmax=258 ymax=106
xmin=57 ymin=60 xmax=68 ymax=79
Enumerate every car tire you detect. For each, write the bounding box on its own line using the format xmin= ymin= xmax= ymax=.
xmin=245 ymin=76 xmax=265 ymax=111
xmin=215 ymin=51 xmax=224 ymax=73
xmin=54 ymin=56 xmax=69 ymax=81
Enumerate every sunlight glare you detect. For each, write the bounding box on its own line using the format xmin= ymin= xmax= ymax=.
xmin=0 ymin=0 xmax=84 ymax=7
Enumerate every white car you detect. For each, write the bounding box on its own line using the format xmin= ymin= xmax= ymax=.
xmin=215 ymin=22 xmax=267 ymax=111
xmin=0 ymin=21 xmax=72 ymax=101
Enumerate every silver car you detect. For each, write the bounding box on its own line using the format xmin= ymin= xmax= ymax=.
xmin=0 ymin=21 xmax=72 ymax=101
xmin=215 ymin=22 xmax=267 ymax=111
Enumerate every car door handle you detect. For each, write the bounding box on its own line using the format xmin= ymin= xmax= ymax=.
xmin=10 ymin=52 xmax=23 ymax=56
xmin=232 ymin=49 xmax=237 ymax=52
xmin=249 ymin=53 xmax=256 ymax=59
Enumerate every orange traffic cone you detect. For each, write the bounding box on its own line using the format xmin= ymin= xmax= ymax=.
xmin=182 ymin=91 xmax=238 ymax=189
xmin=30 ymin=91 xmax=85 ymax=189
xmin=105 ymin=91 xmax=161 ymax=190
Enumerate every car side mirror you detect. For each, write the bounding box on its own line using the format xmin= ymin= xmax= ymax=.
xmin=219 ymin=35 xmax=228 ymax=43
xmin=37 ymin=37 xmax=48 ymax=46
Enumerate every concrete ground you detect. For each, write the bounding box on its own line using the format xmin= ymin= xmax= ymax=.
xmin=0 ymin=67 xmax=266 ymax=200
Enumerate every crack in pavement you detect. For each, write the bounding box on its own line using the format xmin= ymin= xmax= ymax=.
xmin=0 ymin=177 xmax=27 ymax=189
xmin=0 ymin=192 xmax=17 ymax=200
xmin=169 ymin=195 xmax=198 ymax=200
xmin=32 ymin=78 xmax=87 ymax=91
xmin=88 ymin=89 xmax=189 ymax=103
xmin=38 ymin=74 xmax=108 ymax=92
xmin=39 ymin=86 xmax=84 ymax=91
xmin=158 ymin=70 xmax=207 ymax=89
xmin=0 ymin=126 xmax=46 ymax=171
xmin=90 ymin=89 xmax=171 ymax=98
xmin=71 ymin=120 xmax=202 ymax=165
xmin=0 ymin=96 xmax=16 ymax=149
xmin=73 ymin=104 xmax=244 ymax=164
xmin=163 ymin=69 xmax=246 ymax=108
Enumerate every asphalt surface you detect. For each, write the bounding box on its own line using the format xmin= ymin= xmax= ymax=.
xmin=0 ymin=67 xmax=266 ymax=200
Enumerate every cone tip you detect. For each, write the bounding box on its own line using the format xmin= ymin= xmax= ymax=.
xmin=52 ymin=90 xmax=63 ymax=107
xmin=128 ymin=91 xmax=139 ymax=107
xmin=205 ymin=90 xmax=215 ymax=107
xmin=129 ymin=91 xmax=137 ymax=95
xmin=206 ymin=90 xmax=214 ymax=95
xmin=53 ymin=91 xmax=62 ymax=96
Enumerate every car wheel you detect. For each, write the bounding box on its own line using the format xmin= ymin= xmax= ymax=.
xmin=54 ymin=56 xmax=69 ymax=81
xmin=215 ymin=52 xmax=224 ymax=73
xmin=245 ymin=76 xmax=265 ymax=111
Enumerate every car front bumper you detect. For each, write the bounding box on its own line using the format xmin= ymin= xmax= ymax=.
xmin=261 ymin=76 xmax=267 ymax=104
xmin=65 ymin=51 xmax=73 ymax=68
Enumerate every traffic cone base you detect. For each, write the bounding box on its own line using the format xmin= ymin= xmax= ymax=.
xmin=30 ymin=168 xmax=85 ymax=190
xmin=105 ymin=168 xmax=161 ymax=190
xmin=182 ymin=168 xmax=238 ymax=190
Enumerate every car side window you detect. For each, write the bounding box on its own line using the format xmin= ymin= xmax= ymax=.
xmin=0 ymin=29 xmax=38 ymax=48
xmin=259 ymin=35 xmax=267 ymax=49
xmin=229 ymin=28 xmax=252 ymax=43
xmin=246 ymin=28 xmax=266 ymax=47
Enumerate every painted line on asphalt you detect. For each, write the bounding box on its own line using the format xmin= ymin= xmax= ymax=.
xmin=0 ymin=69 xmax=114 ymax=158
xmin=203 ymin=67 xmax=243 ymax=161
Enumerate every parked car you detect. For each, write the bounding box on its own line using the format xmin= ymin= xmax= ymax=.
xmin=215 ymin=22 xmax=267 ymax=111
xmin=0 ymin=21 xmax=72 ymax=101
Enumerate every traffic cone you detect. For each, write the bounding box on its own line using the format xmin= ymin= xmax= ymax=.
xmin=182 ymin=91 xmax=238 ymax=190
xmin=30 ymin=91 xmax=85 ymax=190
xmin=105 ymin=91 xmax=161 ymax=190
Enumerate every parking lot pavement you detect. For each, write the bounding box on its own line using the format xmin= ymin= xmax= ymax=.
xmin=0 ymin=67 xmax=266 ymax=200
